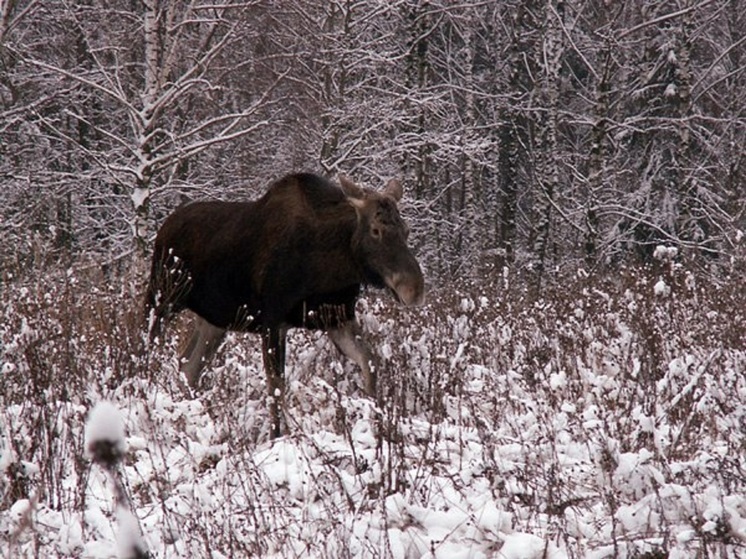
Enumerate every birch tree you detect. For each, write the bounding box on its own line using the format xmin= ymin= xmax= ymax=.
xmin=25 ymin=0 xmax=280 ymax=253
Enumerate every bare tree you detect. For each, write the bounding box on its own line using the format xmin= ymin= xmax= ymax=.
xmin=2 ymin=0 xmax=744 ymax=281
xmin=23 ymin=0 xmax=283 ymax=253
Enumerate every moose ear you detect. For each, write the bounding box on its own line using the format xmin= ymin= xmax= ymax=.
xmin=338 ymin=174 xmax=365 ymax=200
xmin=384 ymin=178 xmax=403 ymax=202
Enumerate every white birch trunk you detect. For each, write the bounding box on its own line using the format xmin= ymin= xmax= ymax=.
xmin=132 ymin=0 xmax=161 ymax=253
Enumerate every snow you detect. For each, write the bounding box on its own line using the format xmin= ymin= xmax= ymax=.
xmin=653 ymin=278 xmax=670 ymax=297
xmin=2 ymin=277 xmax=745 ymax=558
xmin=131 ymin=187 xmax=150 ymax=210
xmin=497 ymin=532 xmax=564 ymax=559
xmin=9 ymin=498 xmax=31 ymax=523
xmin=653 ymin=245 xmax=678 ymax=260
xmin=117 ymin=507 xmax=148 ymax=559
xmin=84 ymin=401 xmax=127 ymax=461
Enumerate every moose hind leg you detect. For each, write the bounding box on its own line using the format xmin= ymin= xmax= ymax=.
xmin=180 ymin=316 xmax=226 ymax=389
xmin=262 ymin=328 xmax=288 ymax=439
xmin=328 ymin=321 xmax=376 ymax=397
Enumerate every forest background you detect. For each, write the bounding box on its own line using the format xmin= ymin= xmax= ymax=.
xmin=2 ymin=2 xmax=746 ymax=558
xmin=1 ymin=0 xmax=744 ymax=285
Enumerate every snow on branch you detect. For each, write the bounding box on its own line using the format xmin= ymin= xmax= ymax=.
xmin=84 ymin=401 xmax=126 ymax=469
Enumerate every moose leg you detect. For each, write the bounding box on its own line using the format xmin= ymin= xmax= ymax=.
xmin=328 ymin=321 xmax=376 ymax=397
xmin=262 ymin=327 xmax=287 ymax=439
xmin=180 ymin=316 xmax=226 ymax=389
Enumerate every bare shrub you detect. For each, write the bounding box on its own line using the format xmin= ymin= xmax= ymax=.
xmin=1 ymin=257 xmax=744 ymax=558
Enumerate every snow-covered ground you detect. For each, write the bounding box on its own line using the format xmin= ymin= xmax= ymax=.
xmin=1 ymin=266 xmax=745 ymax=558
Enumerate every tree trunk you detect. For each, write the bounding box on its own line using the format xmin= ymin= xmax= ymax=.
xmin=131 ymin=0 xmax=161 ymax=254
xmin=585 ymin=45 xmax=612 ymax=266
xmin=531 ymin=0 xmax=564 ymax=294
xmin=460 ymin=17 xmax=478 ymax=273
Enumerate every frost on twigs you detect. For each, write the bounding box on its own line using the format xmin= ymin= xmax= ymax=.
xmin=653 ymin=245 xmax=678 ymax=261
xmin=84 ymin=401 xmax=126 ymax=469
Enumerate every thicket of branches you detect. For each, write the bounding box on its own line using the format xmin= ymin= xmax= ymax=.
xmin=1 ymin=0 xmax=745 ymax=286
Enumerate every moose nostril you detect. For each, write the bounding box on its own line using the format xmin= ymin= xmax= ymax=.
xmin=409 ymin=284 xmax=426 ymax=306
xmin=389 ymin=273 xmax=425 ymax=306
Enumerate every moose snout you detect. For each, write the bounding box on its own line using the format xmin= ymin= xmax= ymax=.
xmin=389 ymin=271 xmax=425 ymax=306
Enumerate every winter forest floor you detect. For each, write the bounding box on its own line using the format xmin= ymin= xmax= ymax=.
xmin=1 ymin=257 xmax=745 ymax=559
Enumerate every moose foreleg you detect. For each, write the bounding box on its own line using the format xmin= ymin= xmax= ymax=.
xmin=180 ymin=316 xmax=226 ymax=389
xmin=329 ymin=321 xmax=377 ymax=397
xmin=262 ymin=327 xmax=288 ymax=439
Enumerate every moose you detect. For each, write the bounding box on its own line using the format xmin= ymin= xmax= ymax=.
xmin=145 ymin=172 xmax=425 ymax=438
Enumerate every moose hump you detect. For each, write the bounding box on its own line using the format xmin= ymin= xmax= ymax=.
xmin=145 ymin=172 xmax=424 ymax=438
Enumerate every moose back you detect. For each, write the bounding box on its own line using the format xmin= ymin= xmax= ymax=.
xmin=145 ymin=172 xmax=424 ymax=438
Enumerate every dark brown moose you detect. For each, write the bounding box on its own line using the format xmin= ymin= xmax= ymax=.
xmin=145 ymin=172 xmax=425 ymax=438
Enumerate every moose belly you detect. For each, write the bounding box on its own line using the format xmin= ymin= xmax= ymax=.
xmin=285 ymin=287 xmax=359 ymax=330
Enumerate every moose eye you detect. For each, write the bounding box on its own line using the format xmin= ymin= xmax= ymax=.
xmin=371 ymin=226 xmax=383 ymax=239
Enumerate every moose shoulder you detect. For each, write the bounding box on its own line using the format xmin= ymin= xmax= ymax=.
xmin=145 ymin=172 xmax=424 ymax=438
